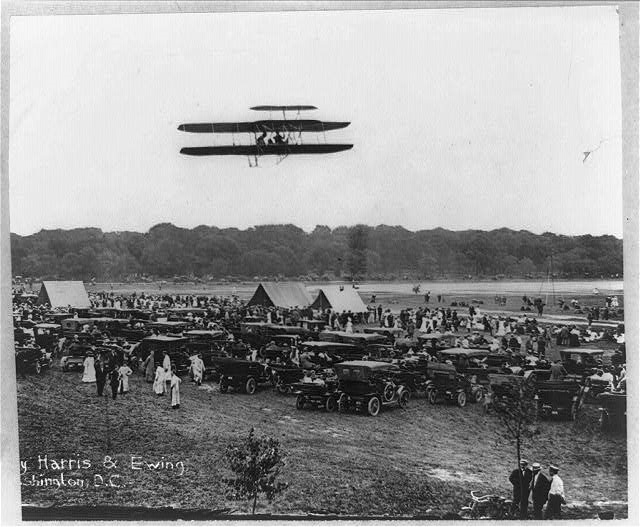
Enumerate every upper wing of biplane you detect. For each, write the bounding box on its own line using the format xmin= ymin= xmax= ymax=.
xmin=177 ymin=120 xmax=350 ymax=134
xmin=250 ymin=105 xmax=317 ymax=111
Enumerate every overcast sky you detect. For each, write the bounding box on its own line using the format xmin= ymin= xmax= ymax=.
xmin=9 ymin=6 xmax=622 ymax=237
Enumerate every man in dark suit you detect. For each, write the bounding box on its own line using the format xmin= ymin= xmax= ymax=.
xmin=530 ymin=462 xmax=551 ymax=519
xmin=509 ymin=459 xmax=533 ymax=518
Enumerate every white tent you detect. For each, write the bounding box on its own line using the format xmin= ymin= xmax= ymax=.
xmin=37 ymin=281 xmax=91 ymax=309
xmin=310 ymin=285 xmax=368 ymax=313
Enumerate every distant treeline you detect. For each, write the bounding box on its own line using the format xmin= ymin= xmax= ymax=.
xmin=10 ymin=223 xmax=623 ymax=282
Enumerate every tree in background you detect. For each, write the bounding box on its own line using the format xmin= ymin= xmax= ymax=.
xmin=224 ymin=428 xmax=286 ymax=515
xmin=347 ymin=225 xmax=369 ymax=280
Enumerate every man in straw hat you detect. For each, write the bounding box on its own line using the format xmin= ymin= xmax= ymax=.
xmin=529 ymin=462 xmax=551 ymax=519
xmin=545 ymin=464 xmax=565 ymax=519
xmin=509 ymin=459 xmax=532 ymax=518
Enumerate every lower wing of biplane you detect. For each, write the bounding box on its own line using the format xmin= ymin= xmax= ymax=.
xmin=180 ymin=143 xmax=353 ymax=156
xmin=178 ymin=105 xmax=352 ymax=165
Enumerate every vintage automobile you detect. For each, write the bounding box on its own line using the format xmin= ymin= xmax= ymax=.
xmin=300 ymin=341 xmax=363 ymax=365
xmin=146 ymin=320 xmax=192 ymax=335
xmin=135 ymin=335 xmax=191 ymax=375
xmin=32 ymin=323 xmax=62 ymax=351
xmin=269 ymin=363 xmax=305 ymax=394
xmin=240 ymin=322 xmax=312 ymax=349
xmin=166 ymin=307 xmax=208 ymax=321
xmin=15 ymin=346 xmax=53 ymax=374
xmin=363 ymin=327 xmax=404 ymax=343
xmin=184 ymin=330 xmax=228 ymax=354
xmin=438 ymin=348 xmax=489 ymax=373
xmin=334 ymin=360 xmax=410 ymax=416
xmin=416 ymin=332 xmax=457 ymax=352
xmin=597 ymin=391 xmax=626 ymax=432
xmin=424 ymin=361 xmax=473 ymax=407
xmin=61 ymin=344 xmax=92 ymax=372
xmin=319 ymin=330 xmax=388 ymax=349
xmin=61 ymin=317 xmax=97 ymax=335
xmin=260 ymin=335 xmax=300 ymax=361
xmin=560 ymin=348 xmax=605 ymax=377
xmin=217 ymin=359 xmax=271 ymax=395
xmin=293 ymin=378 xmax=340 ymax=411
xmin=531 ymin=370 xmax=584 ymax=420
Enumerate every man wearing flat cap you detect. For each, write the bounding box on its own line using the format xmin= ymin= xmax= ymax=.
xmin=529 ymin=462 xmax=551 ymax=519
xmin=509 ymin=459 xmax=532 ymax=518
xmin=545 ymin=464 xmax=565 ymax=519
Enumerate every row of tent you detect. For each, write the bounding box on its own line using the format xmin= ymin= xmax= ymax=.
xmin=33 ymin=281 xmax=369 ymax=313
xmin=247 ymin=282 xmax=368 ymax=313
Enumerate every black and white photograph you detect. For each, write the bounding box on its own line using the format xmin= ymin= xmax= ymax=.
xmin=1 ymin=1 xmax=637 ymax=523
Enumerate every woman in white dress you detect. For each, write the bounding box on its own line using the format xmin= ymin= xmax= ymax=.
xmin=153 ymin=366 xmax=165 ymax=395
xmin=82 ymin=352 xmax=96 ymax=383
xmin=170 ymin=370 xmax=181 ymax=409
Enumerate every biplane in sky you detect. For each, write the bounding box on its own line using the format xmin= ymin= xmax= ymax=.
xmin=178 ymin=105 xmax=352 ymax=166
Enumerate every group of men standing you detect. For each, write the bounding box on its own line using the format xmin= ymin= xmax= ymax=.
xmin=510 ymin=459 xmax=565 ymax=520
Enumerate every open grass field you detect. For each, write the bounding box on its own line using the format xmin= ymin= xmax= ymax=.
xmin=17 ymin=356 xmax=627 ymax=519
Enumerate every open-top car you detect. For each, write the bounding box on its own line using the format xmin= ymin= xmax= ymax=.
xmin=334 ymin=360 xmax=409 ymax=416
xmin=61 ymin=344 xmax=92 ymax=372
xmin=217 ymin=359 xmax=270 ymax=395
xmin=300 ymin=341 xmax=363 ymax=365
xmin=293 ymin=378 xmax=340 ymax=411
xmin=268 ymin=363 xmax=305 ymax=394
xmin=15 ymin=346 xmax=52 ymax=374
xmin=32 ymin=323 xmax=62 ymax=351
xmin=260 ymin=335 xmax=300 ymax=361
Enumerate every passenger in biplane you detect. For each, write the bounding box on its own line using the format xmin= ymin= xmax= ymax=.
xmin=256 ymin=132 xmax=267 ymax=145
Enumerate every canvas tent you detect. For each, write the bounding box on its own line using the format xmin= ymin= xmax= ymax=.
xmin=37 ymin=281 xmax=91 ymax=309
xmin=246 ymin=282 xmax=312 ymax=309
xmin=310 ymin=285 xmax=368 ymax=313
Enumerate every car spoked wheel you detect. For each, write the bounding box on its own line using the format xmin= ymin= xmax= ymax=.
xmin=428 ymin=389 xmax=437 ymax=405
xmin=245 ymin=377 xmax=257 ymax=395
xmin=474 ymin=387 xmax=484 ymax=403
xmin=325 ymin=395 xmax=337 ymax=412
xmin=383 ymin=382 xmax=395 ymax=402
xmin=219 ymin=379 xmax=229 ymax=393
xmin=457 ymin=391 xmax=467 ymax=407
xmin=296 ymin=394 xmax=305 ymax=410
xmin=398 ymin=389 xmax=409 ymax=409
xmin=367 ymin=396 xmax=381 ymax=416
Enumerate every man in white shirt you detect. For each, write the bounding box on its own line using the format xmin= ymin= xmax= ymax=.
xmin=545 ymin=465 xmax=565 ymax=519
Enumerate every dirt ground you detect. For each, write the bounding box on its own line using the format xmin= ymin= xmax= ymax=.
xmin=17 ymin=357 xmax=627 ymax=519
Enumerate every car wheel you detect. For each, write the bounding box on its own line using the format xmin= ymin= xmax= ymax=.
xmin=325 ymin=395 xmax=337 ymax=412
xmin=296 ymin=394 xmax=305 ymax=410
xmin=367 ymin=396 xmax=381 ymax=416
xmin=219 ymin=379 xmax=229 ymax=393
xmin=428 ymin=389 xmax=437 ymax=405
xmin=398 ymin=390 xmax=409 ymax=409
xmin=474 ymin=387 xmax=484 ymax=403
xmin=457 ymin=391 xmax=467 ymax=407
xmin=276 ymin=381 xmax=288 ymax=395
xmin=383 ymin=382 xmax=395 ymax=402
xmin=245 ymin=377 xmax=257 ymax=395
